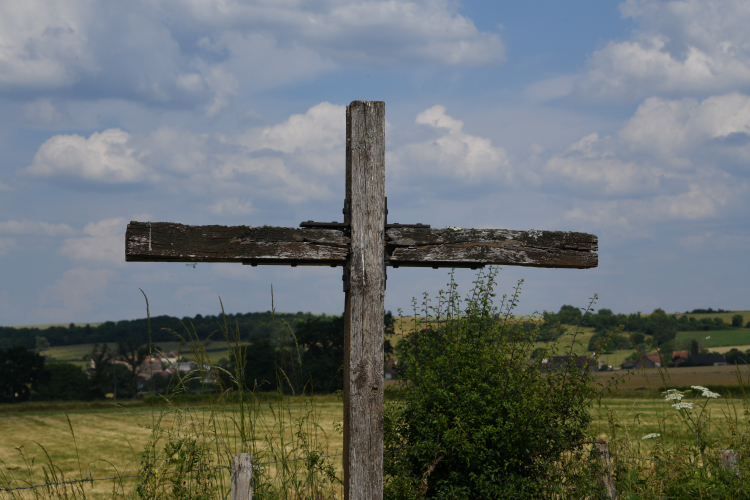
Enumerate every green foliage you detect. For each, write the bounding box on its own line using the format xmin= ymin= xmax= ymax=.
xmin=0 ymin=346 xmax=47 ymax=403
xmin=35 ymin=363 xmax=91 ymax=401
xmin=587 ymin=331 xmax=636 ymax=352
xmin=0 ymin=311 xmax=321 ymax=350
xmin=732 ymin=314 xmax=744 ymax=327
xmin=384 ymin=269 xmax=597 ymax=499
xmin=725 ymin=348 xmax=750 ymax=365
xmin=294 ymin=311 xmax=394 ymax=394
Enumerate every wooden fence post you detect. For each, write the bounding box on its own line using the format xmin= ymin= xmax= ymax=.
xmin=595 ymin=439 xmax=618 ymax=500
xmin=720 ymin=449 xmax=740 ymax=478
xmin=231 ymin=453 xmax=253 ymax=500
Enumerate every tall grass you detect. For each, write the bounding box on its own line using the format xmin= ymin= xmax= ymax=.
xmin=0 ymin=295 xmax=342 ymax=500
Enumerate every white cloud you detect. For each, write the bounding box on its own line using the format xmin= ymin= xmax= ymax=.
xmin=393 ymin=105 xmax=510 ymax=183
xmin=0 ymin=220 xmax=77 ymax=237
xmin=540 ymin=93 xmax=750 ymax=204
xmin=249 ymin=102 xmax=345 ymax=178
xmin=23 ymin=129 xmax=149 ymax=184
xmin=619 ymin=93 xmax=750 ymax=167
xmin=21 ymin=99 xmax=66 ymax=125
xmin=542 ymin=133 xmax=664 ymax=197
xmin=167 ymin=0 xmax=504 ymax=68
xmin=208 ymin=198 xmax=254 ymax=215
xmin=39 ymin=267 xmax=116 ymax=314
xmin=565 ymin=182 xmax=729 ymax=226
xmin=0 ymin=0 xmax=503 ymax=113
xmin=575 ymin=0 xmax=750 ymax=100
xmin=60 ymin=217 xmax=127 ymax=266
xmin=0 ymin=238 xmax=20 ymax=257
xmin=0 ymin=0 xmax=96 ymax=88
xmin=536 ymin=92 xmax=750 ymax=226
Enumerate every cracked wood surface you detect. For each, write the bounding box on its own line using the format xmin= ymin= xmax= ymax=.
xmin=386 ymin=227 xmax=598 ymax=269
xmin=343 ymin=101 xmax=385 ymax=500
xmin=125 ymin=221 xmax=349 ymax=264
xmin=126 ymin=223 xmax=598 ymax=269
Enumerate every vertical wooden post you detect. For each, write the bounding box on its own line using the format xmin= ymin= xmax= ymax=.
xmin=719 ymin=449 xmax=740 ymax=477
xmin=231 ymin=453 xmax=253 ymax=500
xmin=343 ymin=100 xmax=386 ymax=500
xmin=595 ymin=439 xmax=618 ymax=500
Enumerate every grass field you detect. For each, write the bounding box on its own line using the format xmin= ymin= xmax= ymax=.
xmin=2 ymin=385 xmax=748 ymax=499
xmin=43 ymin=340 xmax=249 ymax=370
xmin=675 ymin=329 xmax=750 ymax=349
xmin=0 ymin=396 xmax=344 ymax=499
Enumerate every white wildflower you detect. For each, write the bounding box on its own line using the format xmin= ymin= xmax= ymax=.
xmin=642 ymin=433 xmax=661 ymax=440
xmin=662 ymin=389 xmax=685 ymax=401
xmin=672 ymin=402 xmax=693 ymax=410
xmin=705 ymin=336 xmax=711 ymax=340
xmin=701 ymin=390 xmax=720 ymax=399
xmin=691 ymin=385 xmax=709 ymax=392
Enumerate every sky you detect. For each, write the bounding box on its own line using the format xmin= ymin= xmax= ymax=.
xmin=1 ymin=0 xmax=749 ymax=326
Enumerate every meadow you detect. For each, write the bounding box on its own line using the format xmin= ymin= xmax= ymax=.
xmin=675 ymin=329 xmax=750 ymax=348
xmin=2 ymin=383 xmax=750 ymax=499
xmin=0 ymin=395 xmax=345 ymax=499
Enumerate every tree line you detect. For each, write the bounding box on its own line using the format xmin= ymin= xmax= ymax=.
xmin=0 ymin=311 xmax=395 ymax=402
xmin=0 ymin=311 xmax=321 ymax=350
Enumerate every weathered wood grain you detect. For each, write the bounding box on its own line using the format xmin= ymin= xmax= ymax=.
xmin=386 ymin=227 xmax=598 ymax=269
xmin=343 ymin=101 xmax=385 ymax=500
xmin=230 ymin=453 xmax=252 ymax=500
xmin=125 ymin=222 xmax=348 ymax=264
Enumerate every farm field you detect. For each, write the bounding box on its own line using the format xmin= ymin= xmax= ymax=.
xmin=0 ymin=397 xmax=344 ymax=499
xmin=2 ymin=389 xmax=748 ymax=498
xmin=43 ymin=340 xmax=248 ymax=369
xmin=593 ymin=364 xmax=750 ymax=391
xmin=674 ymin=329 xmax=750 ymax=348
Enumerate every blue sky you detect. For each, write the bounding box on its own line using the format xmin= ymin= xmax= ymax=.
xmin=1 ymin=0 xmax=749 ymax=325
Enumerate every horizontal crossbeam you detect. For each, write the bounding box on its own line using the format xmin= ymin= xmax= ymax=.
xmin=125 ymin=222 xmax=348 ymax=265
xmin=126 ymin=222 xmax=597 ymax=269
xmin=387 ymin=227 xmax=597 ymax=269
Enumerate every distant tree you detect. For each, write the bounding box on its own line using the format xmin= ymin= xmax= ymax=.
xmin=236 ymin=338 xmax=279 ymax=392
xmin=36 ymin=363 xmax=91 ymax=401
xmin=556 ymin=305 xmax=583 ymax=325
xmin=731 ymin=314 xmax=744 ymax=327
xmin=714 ymin=317 xmax=725 ymax=327
xmin=0 ymin=346 xmax=47 ymax=403
xmin=295 ymin=311 xmax=397 ymax=394
xmin=85 ymin=343 xmax=113 ymax=398
xmin=725 ymin=348 xmax=750 ymax=365
xmin=690 ymin=339 xmax=700 ymax=355
xmin=117 ymin=339 xmax=149 ymax=399
xmin=35 ymin=336 xmax=50 ymax=354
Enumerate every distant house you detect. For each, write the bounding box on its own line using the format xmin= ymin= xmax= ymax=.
xmin=690 ymin=353 xmax=727 ymax=366
xmin=672 ymin=350 xmax=690 ymax=367
xmin=645 ymin=353 xmax=662 ymax=367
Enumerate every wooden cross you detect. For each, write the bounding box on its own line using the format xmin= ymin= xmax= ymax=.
xmin=125 ymin=101 xmax=598 ymax=499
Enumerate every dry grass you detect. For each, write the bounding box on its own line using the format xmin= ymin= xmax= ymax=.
xmin=0 ymin=398 xmax=344 ymax=499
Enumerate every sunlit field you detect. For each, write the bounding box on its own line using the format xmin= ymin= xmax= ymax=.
xmin=0 ymin=396 xmax=344 ymax=499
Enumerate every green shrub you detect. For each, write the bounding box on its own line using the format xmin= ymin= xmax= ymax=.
xmin=384 ymin=268 xmax=598 ymax=499
xmin=35 ymin=363 xmax=91 ymax=401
